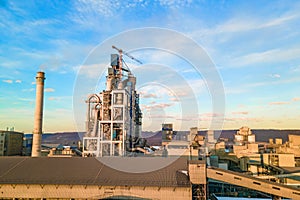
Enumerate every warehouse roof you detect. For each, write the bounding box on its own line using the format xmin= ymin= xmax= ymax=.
xmin=0 ymin=157 xmax=190 ymax=187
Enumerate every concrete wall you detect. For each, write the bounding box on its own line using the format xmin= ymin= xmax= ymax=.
xmin=0 ymin=184 xmax=191 ymax=199
xmin=278 ymin=154 xmax=295 ymax=167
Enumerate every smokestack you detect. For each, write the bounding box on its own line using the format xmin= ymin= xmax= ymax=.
xmin=31 ymin=71 xmax=45 ymax=157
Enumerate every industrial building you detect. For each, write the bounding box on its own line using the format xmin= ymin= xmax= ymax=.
xmin=0 ymin=157 xmax=191 ymax=199
xmin=263 ymin=153 xmax=295 ymax=167
xmin=232 ymin=126 xmax=259 ymax=158
xmin=83 ymin=46 xmax=143 ymax=157
xmin=0 ymin=156 xmax=299 ymax=199
xmin=7 ymin=50 xmax=298 ymax=199
xmin=205 ymin=126 xmax=300 ymax=191
xmin=275 ymin=135 xmax=300 ymax=158
xmin=0 ymin=130 xmax=23 ymax=156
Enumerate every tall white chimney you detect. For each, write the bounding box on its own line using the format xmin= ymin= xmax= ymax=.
xmin=31 ymin=71 xmax=45 ymax=157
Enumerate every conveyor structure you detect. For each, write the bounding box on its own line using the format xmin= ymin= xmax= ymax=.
xmin=206 ymin=167 xmax=300 ymax=199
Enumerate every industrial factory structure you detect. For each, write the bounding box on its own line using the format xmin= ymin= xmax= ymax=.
xmin=1 ymin=49 xmax=300 ymax=199
xmin=83 ymin=46 xmax=143 ymax=157
xmin=232 ymin=126 xmax=259 ymax=158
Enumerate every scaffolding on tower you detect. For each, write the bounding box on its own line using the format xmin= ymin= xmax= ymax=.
xmin=82 ymin=46 xmax=146 ymax=157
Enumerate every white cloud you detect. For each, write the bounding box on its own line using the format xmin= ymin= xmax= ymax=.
xmin=48 ymin=96 xmax=72 ymax=101
xmin=75 ymin=63 xmax=108 ymax=79
xmin=28 ymin=19 xmax=57 ymax=26
xmin=269 ymin=74 xmax=280 ymax=78
xmin=22 ymin=88 xmax=34 ymax=92
xmin=197 ymin=113 xmax=225 ymax=125
xmin=1 ymin=61 xmax=22 ymax=68
xmin=187 ymin=10 xmax=300 ymax=70
xmin=224 ymin=87 xmax=246 ymax=95
xmin=45 ymin=88 xmax=55 ymax=92
xmin=263 ymin=14 xmax=298 ymax=28
xmin=229 ymin=14 xmax=297 ymax=32
xmin=269 ymin=101 xmax=290 ymax=105
xmin=48 ymin=97 xmax=58 ymax=101
xmin=18 ymin=98 xmax=34 ymax=102
xmin=2 ymin=79 xmax=22 ymax=84
xmin=2 ymin=79 xmax=13 ymax=84
xmin=232 ymin=111 xmax=249 ymax=115
xmin=73 ymin=0 xmax=193 ymax=22
xmin=140 ymin=92 xmax=158 ymax=99
xmin=224 ymin=117 xmax=262 ymax=123
xmin=181 ymin=68 xmax=196 ymax=73
xmin=72 ymin=0 xmax=118 ymax=24
xmin=230 ymin=48 xmax=300 ymax=67
xmin=169 ymin=97 xmax=180 ymax=102
xmin=141 ymin=102 xmax=173 ymax=111
xmin=244 ymin=77 xmax=300 ymax=88
xmin=191 ymin=12 xmax=299 ymax=38
xmin=176 ymin=115 xmax=199 ymax=121
xmin=13 ymin=47 xmax=49 ymax=61
xmin=149 ymin=114 xmax=175 ymax=119
xmin=292 ymin=97 xmax=300 ymax=102
xmin=159 ymin=0 xmax=193 ymax=8
xmin=200 ymin=113 xmax=223 ymax=117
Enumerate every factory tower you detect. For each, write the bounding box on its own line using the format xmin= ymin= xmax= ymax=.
xmin=83 ymin=46 xmax=143 ymax=157
xmin=31 ymin=71 xmax=45 ymax=157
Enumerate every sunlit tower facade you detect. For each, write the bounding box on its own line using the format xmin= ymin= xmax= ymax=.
xmin=83 ymin=48 xmax=142 ymax=157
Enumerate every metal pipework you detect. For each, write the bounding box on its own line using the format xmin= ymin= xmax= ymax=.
xmin=31 ymin=71 xmax=45 ymax=157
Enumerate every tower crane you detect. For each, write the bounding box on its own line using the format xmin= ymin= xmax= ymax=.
xmin=112 ymin=45 xmax=143 ymax=65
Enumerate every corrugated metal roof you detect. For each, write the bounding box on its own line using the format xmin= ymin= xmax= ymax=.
xmin=0 ymin=157 xmax=190 ymax=187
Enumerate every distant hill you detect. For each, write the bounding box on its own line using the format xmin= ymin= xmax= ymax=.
xmin=37 ymin=129 xmax=300 ymax=147
xmin=41 ymin=132 xmax=84 ymax=147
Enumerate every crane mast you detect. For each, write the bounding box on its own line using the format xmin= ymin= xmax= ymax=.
xmin=112 ymin=45 xmax=143 ymax=65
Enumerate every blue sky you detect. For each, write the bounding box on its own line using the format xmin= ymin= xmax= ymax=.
xmin=1 ymin=0 xmax=300 ymax=133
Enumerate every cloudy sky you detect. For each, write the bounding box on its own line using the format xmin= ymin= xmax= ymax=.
xmin=1 ymin=0 xmax=300 ymax=133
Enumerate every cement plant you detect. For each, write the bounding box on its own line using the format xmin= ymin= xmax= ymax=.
xmin=0 ymin=47 xmax=299 ymax=200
